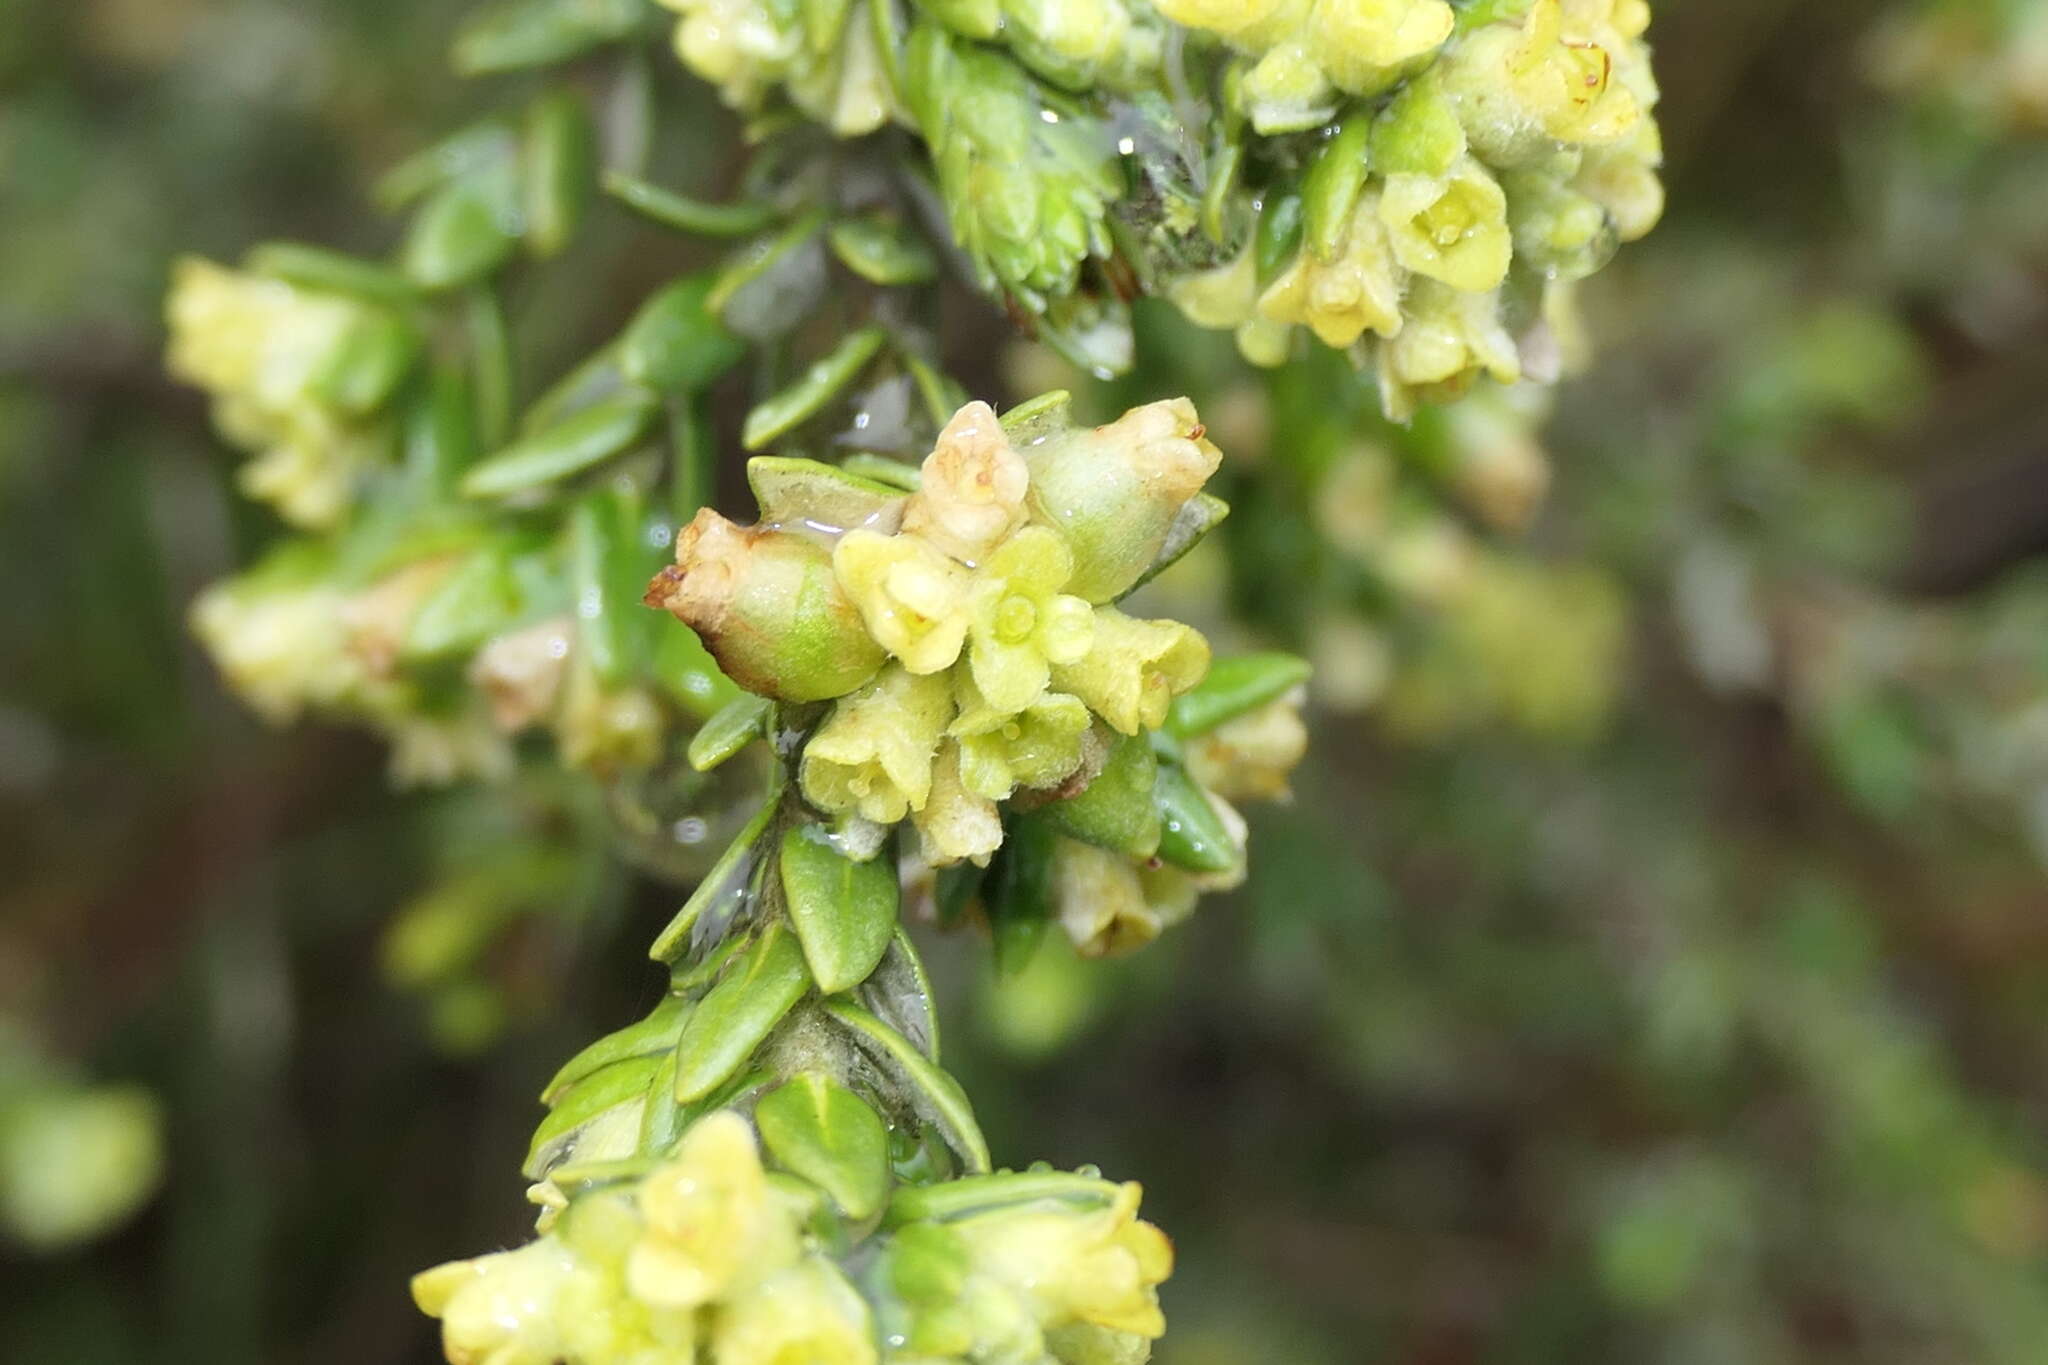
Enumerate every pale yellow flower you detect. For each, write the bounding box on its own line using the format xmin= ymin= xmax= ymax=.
xmin=1183 ymin=692 xmax=1309 ymax=803
xmin=833 ymin=530 xmax=974 ymax=676
xmin=411 ymin=1239 xmax=577 ymax=1365
xmin=800 ymin=664 xmax=955 ymax=824
xmin=958 ymin=1180 xmax=1173 ymax=1338
xmin=189 ymin=575 xmax=359 ymax=724
xmin=468 ymin=617 xmax=574 ymax=732
xmin=952 ymin=677 xmax=1092 ymax=801
xmin=913 ymin=740 xmax=1004 ymax=867
xmin=628 ymin=1111 xmax=801 ymax=1312
xmin=964 ymin=526 xmax=1096 ymax=715
xmin=1050 ymin=609 xmax=1210 ymax=736
xmin=1379 ymin=158 xmax=1513 ymax=293
xmin=1258 ymin=194 xmax=1406 ymax=348
xmin=710 ymin=1256 xmax=878 ymax=1365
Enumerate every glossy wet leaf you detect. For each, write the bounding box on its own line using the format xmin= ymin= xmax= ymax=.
xmin=1119 ymin=492 xmax=1230 ymax=599
xmin=672 ymin=924 xmax=812 ymax=1102
xmin=524 ymin=1052 xmax=661 ymax=1178
xmin=859 ymin=929 xmax=941 ymax=1061
xmin=779 ymin=825 xmax=898 ymax=995
xmin=460 ymin=391 xmax=658 ymax=497
xmin=1302 ymin=111 xmax=1374 ymax=262
xmin=755 ymin=1072 xmax=891 ymax=1219
xmin=687 ymin=694 xmax=772 ymax=772
xmin=1037 ymin=731 xmax=1161 ymax=859
xmin=824 ymin=1001 xmax=989 ymax=1174
xmin=648 ymin=797 xmax=778 ymax=963
xmin=740 ymin=327 xmax=888 ymax=450
xmin=618 ymin=275 xmax=746 ymax=392
xmin=1166 ymin=651 xmax=1312 ymax=738
xmin=541 ymin=994 xmax=690 ymax=1104
xmin=746 ymin=456 xmax=906 ymax=533
xmin=1153 ymin=762 xmax=1241 ymax=874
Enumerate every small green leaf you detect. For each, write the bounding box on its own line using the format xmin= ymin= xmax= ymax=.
xmin=741 ymin=327 xmax=889 ymax=450
xmin=618 ymin=276 xmax=746 ymax=393
xmin=983 ymin=814 xmax=1056 ymax=974
xmin=1166 ymin=651 xmax=1312 ymax=738
xmin=525 ymin=1053 xmax=661 ymax=1177
xmin=453 ymin=0 xmax=646 ymax=74
xmin=402 ymin=367 xmax=480 ymax=499
xmin=907 ymin=0 xmax=999 ymax=40
xmin=998 ymin=389 xmax=1071 ymax=441
xmin=604 ymin=171 xmax=780 ymax=238
xmin=824 ymin=1001 xmax=989 ymax=1174
xmin=1036 ymin=731 xmax=1161 ymax=858
xmin=887 ymin=1170 xmax=1121 ymax=1224
xmin=1153 ymin=763 xmax=1241 ymax=874
xmin=521 ymin=89 xmax=595 ymax=259
xmin=1302 ymin=109 xmax=1374 ymax=262
xmin=838 ymin=453 xmax=922 ymax=492
xmin=745 ymin=456 xmax=906 ymax=533
xmin=541 ymin=994 xmax=691 ymax=1104
xmin=375 ymin=122 xmax=517 ymax=210
xmin=401 ymin=176 xmax=520 ymax=290
xmin=1119 ymin=492 xmax=1230 ymax=599
xmin=1255 ymin=192 xmax=1305 ymax=286
xmin=828 ymin=216 xmax=939 ymax=285
xmin=461 ymin=391 xmax=658 ymax=497
xmin=648 ymin=796 xmax=779 ymax=963
xmin=311 ymin=311 xmax=420 ymax=416
xmin=673 ymin=924 xmax=812 ymax=1102
xmin=1370 ymin=68 xmax=1466 ymax=178
xmin=402 ymin=545 xmax=522 ymax=660
xmin=522 ymin=347 xmax=628 ymax=435
xmin=570 ymin=488 xmax=659 ymax=684
xmin=687 ymin=694 xmax=772 ymax=772
xmin=706 ymin=211 xmax=827 ymax=316
xmin=755 ymin=1072 xmax=892 ymax=1219
xmin=467 ymin=286 xmax=515 ymax=451
xmin=246 ymin=242 xmax=419 ymax=305
xmin=779 ymin=825 xmax=898 ymax=994
xmin=656 ymin=622 xmax=742 ymax=722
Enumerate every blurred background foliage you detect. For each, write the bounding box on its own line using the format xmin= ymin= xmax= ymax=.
xmin=4 ymin=0 xmax=2048 ymax=1362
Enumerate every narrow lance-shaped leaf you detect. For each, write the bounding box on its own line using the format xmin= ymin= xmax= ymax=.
xmin=246 ymin=242 xmax=420 ymax=305
xmin=984 ymin=814 xmax=1057 ymax=975
xmin=672 ymin=924 xmax=813 ymax=1102
xmin=403 ymin=545 xmax=523 ymax=661
xmin=524 ymin=1052 xmax=662 ymax=1178
xmin=402 ymin=366 xmax=480 ymax=500
xmin=828 ymin=216 xmax=939 ymax=286
xmin=521 ymin=89 xmax=595 ymax=259
xmin=1118 ymin=493 xmax=1230 ymax=600
xmin=859 ymin=927 xmax=942 ymax=1061
xmin=687 ymin=694 xmax=772 ymax=772
xmin=619 ymin=275 xmax=747 ymax=393
xmin=1167 ymin=651 xmax=1312 ymax=738
xmin=1302 ymin=109 xmax=1375 ymax=262
xmin=824 ymin=1000 xmax=990 ymax=1174
xmin=648 ymin=794 xmax=779 ymax=962
xmin=1152 ymin=762 xmax=1242 ymax=875
xmin=746 ymin=456 xmax=906 ymax=533
xmin=603 ymin=171 xmax=779 ymax=238
xmin=755 ymin=1072 xmax=892 ymax=1220
xmin=741 ymin=326 xmax=888 ymax=450
xmin=454 ymin=0 xmax=647 ymax=75
xmin=1037 ymin=730 xmax=1161 ymax=858
xmin=401 ymin=171 xmax=521 ymax=290
xmin=779 ymin=824 xmax=899 ymax=994
xmin=460 ymin=390 xmax=658 ymax=497
xmin=570 ymin=488 xmax=657 ymax=685
xmin=542 ymin=994 xmax=691 ymax=1104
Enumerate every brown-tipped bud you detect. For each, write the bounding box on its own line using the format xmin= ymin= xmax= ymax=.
xmin=645 ymin=508 xmax=884 ymax=703
xmin=1024 ymin=398 xmax=1223 ymax=603
xmin=902 ymin=401 xmax=1029 ymax=564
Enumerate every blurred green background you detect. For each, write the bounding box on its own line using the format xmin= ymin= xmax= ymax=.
xmin=5 ymin=0 xmax=2048 ymax=1361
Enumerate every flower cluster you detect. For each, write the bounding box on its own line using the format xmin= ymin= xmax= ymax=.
xmin=654 ymin=0 xmax=894 ymax=137
xmin=1170 ymin=0 xmax=1662 ymax=415
xmin=166 ymin=256 xmax=418 ymax=529
xmin=416 ymin=1111 xmax=1173 ymax=1365
xmin=648 ymin=396 xmax=1222 ymax=868
xmin=1865 ymin=0 xmax=2048 ymax=131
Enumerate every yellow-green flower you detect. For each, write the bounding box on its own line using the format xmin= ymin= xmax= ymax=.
xmin=380 ymin=706 xmax=517 ymax=789
xmin=800 ymin=664 xmax=955 ymax=824
xmin=952 ymin=677 xmax=1092 ymax=801
xmin=1376 ymin=280 xmax=1523 ymax=420
xmin=1311 ymin=0 xmax=1456 ymax=91
xmin=468 ymin=617 xmax=574 ymax=732
xmin=1378 ymin=158 xmax=1513 ymax=293
xmin=1050 ymin=609 xmax=1210 ymax=737
xmin=833 ymin=530 xmax=974 ymax=676
xmin=964 ymin=527 xmax=1096 ymax=716
xmin=656 ymin=0 xmax=891 ymax=137
xmin=1445 ymin=0 xmax=1641 ymax=163
xmin=900 ymin=400 xmax=1030 ymax=564
xmin=189 ymin=575 xmax=360 ymax=724
xmin=1258 ymin=194 xmax=1406 ymax=348
xmin=1052 ymin=839 xmax=1203 ymax=957
xmin=628 ymin=1111 xmax=801 ymax=1312
xmin=557 ymin=665 xmax=664 ymax=774
xmin=956 ymin=1180 xmax=1173 ymax=1338
xmin=412 ymin=1239 xmax=578 ymax=1365
xmin=913 ymin=740 xmax=1005 ymax=867
xmin=710 ymin=1256 xmax=878 ymax=1365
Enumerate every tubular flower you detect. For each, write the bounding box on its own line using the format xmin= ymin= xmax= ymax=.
xmin=912 ymin=739 xmax=1006 ymax=866
xmin=1183 ymin=691 xmax=1310 ymax=803
xmin=412 ymin=1239 xmax=579 ymax=1365
xmin=952 ymin=680 xmax=1092 ymax=801
xmin=166 ymin=256 xmax=415 ymax=529
xmin=1379 ymin=158 xmax=1514 ymax=293
xmin=833 ymin=530 xmax=975 ymax=676
xmin=955 ymin=1181 xmax=1174 ymax=1338
xmin=1376 ymin=279 xmax=1523 ymax=420
xmin=628 ymin=1111 xmax=802 ymax=1312
xmin=711 ymin=1257 xmax=878 ymax=1365
xmin=800 ymin=664 xmax=956 ymax=824
xmin=1443 ymin=0 xmax=1643 ymax=163
xmin=1050 ymin=609 xmax=1211 ymax=737
xmin=1258 ymin=194 xmax=1406 ymax=348
xmin=963 ymin=527 xmax=1096 ymax=715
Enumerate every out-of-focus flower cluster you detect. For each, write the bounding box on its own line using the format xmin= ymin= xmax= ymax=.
xmin=651 ymin=0 xmax=1664 ymax=414
xmin=415 ymin=1108 xmax=1171 ymax=1365
xmin=1866 ymin=0 xmax=2048 ymax=131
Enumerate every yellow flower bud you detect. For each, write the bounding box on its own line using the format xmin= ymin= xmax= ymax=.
xmin=1376 ymin=281 xmax=1522 ymax=420
xmin=1258 ymin=194 xmax=1406 ymax=348
xmin=800 ymin=664 xmax=955 ymax=824
xmin=958 ymin=1180 xmax=1173 ymax=1337
xmin=832 ymin=529 xmax=974 ymax=676
xmin=412 ymin=1240 xmax=578 ymax=1365
xmin=1023 ymin=399 xmax=1223 ymax=603
xmin=1310 ymin=0 xmax=1455 ymax=91
xmin=468 ymin=617 xmax=574 ymax=732
xmin=710 ymin=1256 xmax=879 ymax=1365
xmin=628 ymin=1111 xmax=801 ymax=1312
xmin=648 ymin=509 xmax=885 ymax=703
xmin=1051 ymin=608 xmax=1210 ymax=736
xmin=1378 ymin=158 xmax=1513 ymax=293
xmin=1053 ymin=839 xmax=1183 ymax=956
xmin=1444 ymin=0 xmax=1640 ymax=163
xmin=902 ymin=401 xmax=1030 ymax=564
xmin=913 ymin=740 xmax=1004 ymax=867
